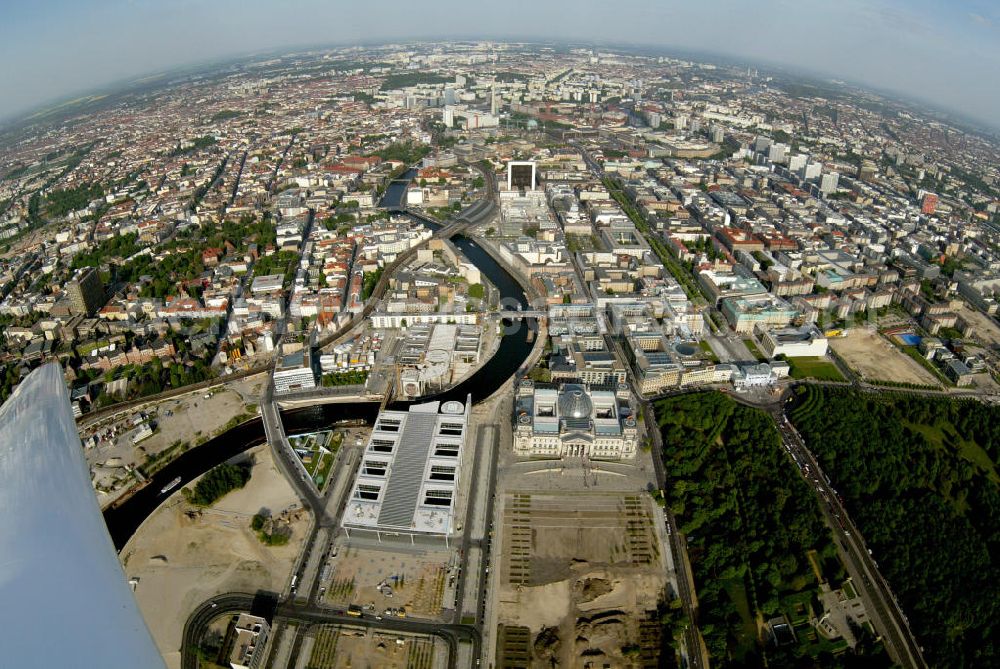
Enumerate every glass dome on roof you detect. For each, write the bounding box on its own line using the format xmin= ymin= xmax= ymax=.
xmin=558 ymin=386 xmax=593 ymax=419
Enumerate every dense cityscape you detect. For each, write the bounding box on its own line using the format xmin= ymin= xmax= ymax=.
xmin=1 ymin=38 xmax=999 ymax=669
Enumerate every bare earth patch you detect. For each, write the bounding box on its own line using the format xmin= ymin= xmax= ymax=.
xmin=119 ymin=444 xmax=308 ymax=669
xmin=324 ymin=545 xmax=453 ymax=619
xmin=496 ymin=492 xmax=668 ymax=668
xmin=831 ymin=328 xmax=941 ymax=387
xmin=955 ymin=303 xmax=1000 ymax=347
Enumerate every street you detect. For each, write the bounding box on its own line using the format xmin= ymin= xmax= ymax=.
xmin=771 ymin=402 xmax=926 ymax=669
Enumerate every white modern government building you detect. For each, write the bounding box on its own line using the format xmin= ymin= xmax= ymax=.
xmin=342 ymin=397 xmax=470 ymax=543
xmin=756 ymin=324 xmax=829 ymax=358
xmin=513 ymin=380 xmax=639 ymax=460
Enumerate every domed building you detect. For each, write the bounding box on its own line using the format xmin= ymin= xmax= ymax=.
xmin=513 ymin=379 xmax=638 ymax=460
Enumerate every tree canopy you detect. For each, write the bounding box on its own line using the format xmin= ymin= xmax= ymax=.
xmin=186 ymin=463 xmax=251 ymax=507
xmin=656 ymin=392 xmax=889 ymax=667
xmin=788 ymin=386 xmax=1000 ymax=669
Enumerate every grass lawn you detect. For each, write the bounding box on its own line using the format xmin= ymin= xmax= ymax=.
xmin=314 ymin=451 xmax=335 ymax=490
xmin=797 ymin=622 xmax=848 ymax=657
xmin=699 ymin=339 xmax=720 ymax=363
xmin=781 ymin=589 xmax=817 ymax=625
xmin=786 ymin=357 xmax=846 ymax=382
xmin=903 ymin=419 xmax=999 ymax=484
xmin=289 ymin=431 xmax=336 ymax=488
xmin=722 ymin=577 xmax=759 ymax=662
xmin=805 ymin=549 xmax=824 ymax=584
xmin=743 ymin=338 xmax=766 ymax=361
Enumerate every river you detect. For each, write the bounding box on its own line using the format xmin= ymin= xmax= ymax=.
xmin=103 ymin=225 xmax=534 ymax=549
xmin=381 ymin=168 xmax=417 ymax=210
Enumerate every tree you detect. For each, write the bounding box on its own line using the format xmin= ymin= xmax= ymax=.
xmin=652 ymin=392 xmax=857 ymax=667
xmin=362 ymin=266 xmax=384 ymax=300
xmin=186 ymin=463 xmax=251 ymax=506
xmin=788 ymin=386 xmax=1000 ymax=669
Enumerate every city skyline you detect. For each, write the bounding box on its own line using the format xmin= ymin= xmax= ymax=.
xmin=1 ymin=31 xmax=998 ymax=669
xmin=2 ymin=0 xmax=999 ymax=128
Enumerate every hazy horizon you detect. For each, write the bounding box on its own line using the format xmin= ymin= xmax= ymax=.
xmin=2 ymin=1 xmax=998 ymax=128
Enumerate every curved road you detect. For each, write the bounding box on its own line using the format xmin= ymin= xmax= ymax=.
xmin=182 ymin=593 xmax=481 ymax=669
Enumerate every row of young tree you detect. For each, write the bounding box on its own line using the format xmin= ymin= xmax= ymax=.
xmin=94 ymin=356 xmax=213 ymax=403
xmin=656 ymin=392 xmax=889 ymax=667
xmin=788 ymin=386 xmax=1000 ymax=669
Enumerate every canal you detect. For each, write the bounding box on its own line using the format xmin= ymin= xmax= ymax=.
xmin=104 ymin=224 xmax=535 ymax=548
xmin=380 ymin=168 xmax=417 ymax=210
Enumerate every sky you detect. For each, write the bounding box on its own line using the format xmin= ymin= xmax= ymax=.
xmin=1 ymin=0 xmax=998 ymax=126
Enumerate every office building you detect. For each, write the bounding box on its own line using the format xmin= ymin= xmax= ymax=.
xmin=820 ymin=171 xmax=840 ymax=195
xmin=228 ymin=614 xmax=270 ymax=669
xmin=66 ymin=267 xmax=105 ymax=316
xmin=756 ymin=324 xmax=829 ymax=358
xmin=921 ymin=192 xmax=938 ymax=215
xmin=549 ymin=338 xmax=628 ymax=386
xmin=342 ymin=398 xmax=470 ymax=541
xmin=273 ymin=347 xmax=316 ymax=393
xmin=803 ymin=162 xmax=823 ymax=181
xmin=754 ymin=136 xmax=772 ymax=153
xmin=507 ymin=161 xmax=537 ymax=191
xmin=721 ymin=294 xmax=798 ymax=333
xmin=768 ymin=143 xmax=789 ymax=164
xmin=732 ymin=361 xmax=789 ymax=389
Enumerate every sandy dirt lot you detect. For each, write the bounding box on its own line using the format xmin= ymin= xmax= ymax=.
xmin=84 ymin=374 xmax=266 ymax=507
xmin=495 ymin=492 xmax=668 ymax=668
xmin=141 ymin=387 xmax=253 ymax=454
xmin=325 ymin=545 xmax=456 ymax=619
xmin=831 ymin=329 xmax=941 ymax=387
xmin=956 ymin=303 xmax=1000 ymax=347
xmin=120 ymin=444 xmax=309 ymax=669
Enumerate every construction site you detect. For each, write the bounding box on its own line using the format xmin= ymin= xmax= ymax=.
xmin=493 ymin=491 xmax=672 ymax=668
xmin=321 ymin=543 xmax=460 ymax=621
xmin=298 ymin=624 xmax=444 ymax=669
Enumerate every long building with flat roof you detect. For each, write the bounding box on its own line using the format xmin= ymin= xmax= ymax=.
xmin=342 ymin=397 xmax=470 ymax=542
xmin=756 ymin=324 xmax=828 ymax=358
